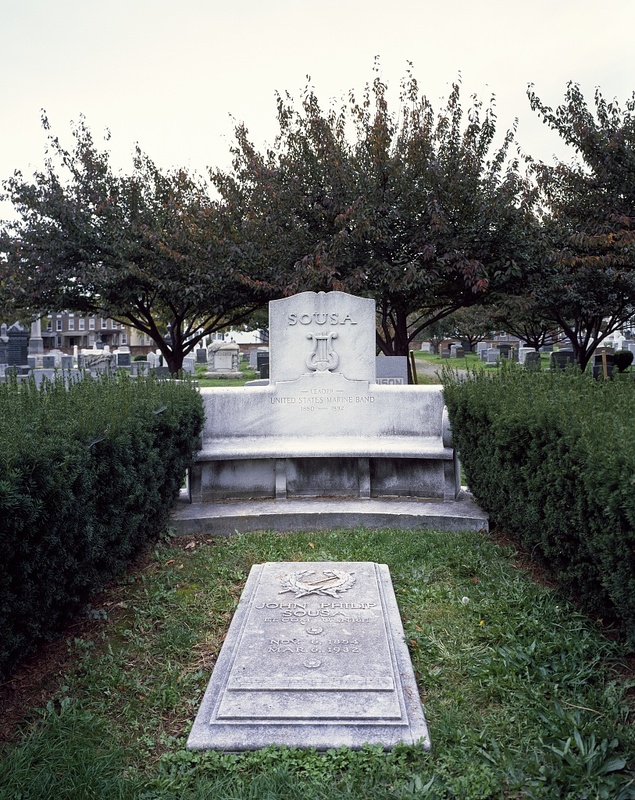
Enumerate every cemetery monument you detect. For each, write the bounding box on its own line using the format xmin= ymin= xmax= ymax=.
xmin=174 ymin=290 xmax=487 ymax=533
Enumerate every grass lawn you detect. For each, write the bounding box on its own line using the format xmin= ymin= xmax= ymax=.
xmin=412 ymin=351 xmax=553 ymax=373
xmin=194 ymin=361 xmax=260 ymax=387
xmin=1 ymin=527 xmax=634 ymax=799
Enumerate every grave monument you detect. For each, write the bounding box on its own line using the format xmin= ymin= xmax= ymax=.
xmin=206 ymin=341 xmax=241 ymax=378
xmin=187 ymin=561 xmax=430 ymax=750
xmin=174 ymin=290 xmax=487 ymax=533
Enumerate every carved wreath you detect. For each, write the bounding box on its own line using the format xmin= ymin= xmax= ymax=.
xmin=279 ymin=569 xmax=356 ymax=598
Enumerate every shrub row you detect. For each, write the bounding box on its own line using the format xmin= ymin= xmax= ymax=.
xmin=0 ymin=372 xmax=204 ymax=680
xmin=443 ymin=365 xmax=635 ymax=641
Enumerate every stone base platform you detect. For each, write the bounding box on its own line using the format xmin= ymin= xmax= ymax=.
xmin=203 ymin=371 xmax=243 ymax=379
xmin=171 ymin=490 xmax=488 ymax=536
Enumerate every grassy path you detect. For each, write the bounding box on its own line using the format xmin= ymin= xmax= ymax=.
xmin=1 ymin=527 xmax=634 ymax=799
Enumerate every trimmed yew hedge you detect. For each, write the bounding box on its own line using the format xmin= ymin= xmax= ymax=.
xmin=0 ymin=373 xmax=204 ymax=680
xmin=443 ymin=365 xmax=635 ymax=641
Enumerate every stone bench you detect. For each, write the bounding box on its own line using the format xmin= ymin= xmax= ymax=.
xmin=189 ymin=383 xmax=460 ymax=503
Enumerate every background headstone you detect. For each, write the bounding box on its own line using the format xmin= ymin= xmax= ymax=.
xmin=525 ymin=351 xmax=542 ymax=371
xmin=0 ymin=324 xmax=8 ymax=365
xmin=207 ymin=342 xmax=241 ymax=375
xmin=375 ymin=356 xmax=408 ymax=385
xmin=485 ymin=348 xmax=500 ymax=364
xmin=498 ymin=344 xmax=512 ymax=360
xmin=130 ymin=361 xmax=150 ymax=376
xmin=256 ymin=349 xmax=269 ymax=374
xmin=550 ymin=350 xmax=575 ymax=370
xmin=7 ymin=323 xmax=29 ymax=366
xmin=28 ymin=318 xmax=44 ymax=355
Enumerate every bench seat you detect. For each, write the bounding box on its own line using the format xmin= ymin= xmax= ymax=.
xmin=195 ymin=435 xmax=454 ymax=462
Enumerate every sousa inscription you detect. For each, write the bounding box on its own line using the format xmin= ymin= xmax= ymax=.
xmin=287 ymin=312 xmax=357 ymax=325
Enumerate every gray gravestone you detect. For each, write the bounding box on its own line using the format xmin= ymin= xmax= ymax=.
xmin=42 ymin=355 xmax=55 ymax=369
xmin=207 ymin=342 xmax=241 ymax=377
xmin=188 ymin=561 xmax=430 ymax=751
xmin=81 ymin=353 xmax=114 ymax=372
xmin=525 ymin=351 xmax=541 ymax=371
xmin=196 ymin=347 xmax=208 ymax=364
xmin=256 ymin=350 xmax=270 ymax=372
xmin=485 ymin=348 xmax=500 ymax=364
xmin=32 ymin=369 xmax=56 ymax=388
xmin=7 ymin=323 xmax=29 ymax=366
xmin=550 ymin=350 xmax=575 ymax=370
xmin=251 ymin=346 xmax=269 ymax=369
xmin=130 ymin=361 xmax=149 ymax=377
xmin=375 ymin=356 xmax=408 ymax=385
xmin=0 ymin=324 xmax=9 ymax=365
xmin=498 ymin=344 xmax=512 ymax=360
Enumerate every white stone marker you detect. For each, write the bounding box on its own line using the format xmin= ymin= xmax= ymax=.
xmin=188 ymin=561 xmax=430 ymax=751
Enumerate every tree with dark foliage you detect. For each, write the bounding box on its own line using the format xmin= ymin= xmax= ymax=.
xmin=1 ymin=116 xmax=268 ymax=372
xmin=213 ymin=67 xmax=533 ymax=355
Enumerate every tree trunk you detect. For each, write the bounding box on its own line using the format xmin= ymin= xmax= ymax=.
xmin=154 ymin=333 xmax=185 ymax=374
xmin=393 ymin=308 xmax=411 ymax=357
xmin=165 ymin=349 xmax=185 ymax=374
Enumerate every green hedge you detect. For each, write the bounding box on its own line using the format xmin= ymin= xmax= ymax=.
xmin=443 ymin=365 xmax=635 ymax=640
xmin=0 ymin=373 xmax=204 ymax=680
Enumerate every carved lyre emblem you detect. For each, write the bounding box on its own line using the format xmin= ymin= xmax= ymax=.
xmin=306 ymin=331 xmax=339 ymax=373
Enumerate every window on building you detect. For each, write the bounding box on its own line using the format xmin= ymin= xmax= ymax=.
xmin=56 ymin=319 xmax=62 ymax=331
xmin=101 ymin=318 xmax=108 ymax=329
xmin=121 ymin=332 xmax=127 ymax=344
xmin=89 ymin=317 xmax=95 ymax=330
xmin=79 ymin=318 xmax=85 ymax=330
xmin=68 ymin=319 xmax=75 ymax=331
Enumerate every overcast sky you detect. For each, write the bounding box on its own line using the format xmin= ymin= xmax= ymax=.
xmin=2 ymin=0 xmax=635 ymax=219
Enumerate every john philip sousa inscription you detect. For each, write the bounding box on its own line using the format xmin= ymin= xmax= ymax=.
xmin=187 ymin=561 xmax=430 ymax=751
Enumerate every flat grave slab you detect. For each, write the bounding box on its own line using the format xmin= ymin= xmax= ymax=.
xmin=187 ymin=561 xmax=430 ymax=751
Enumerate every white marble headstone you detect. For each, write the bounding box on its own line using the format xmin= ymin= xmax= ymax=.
xmin=269 ymin=292 xmax=376 ymax=384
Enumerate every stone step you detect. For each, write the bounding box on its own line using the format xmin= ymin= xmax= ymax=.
xmin=171 ymin=491 xmax=489 ymax=536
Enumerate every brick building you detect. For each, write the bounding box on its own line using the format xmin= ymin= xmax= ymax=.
xmin=41 ymin=313 xmax=155 ymax=354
